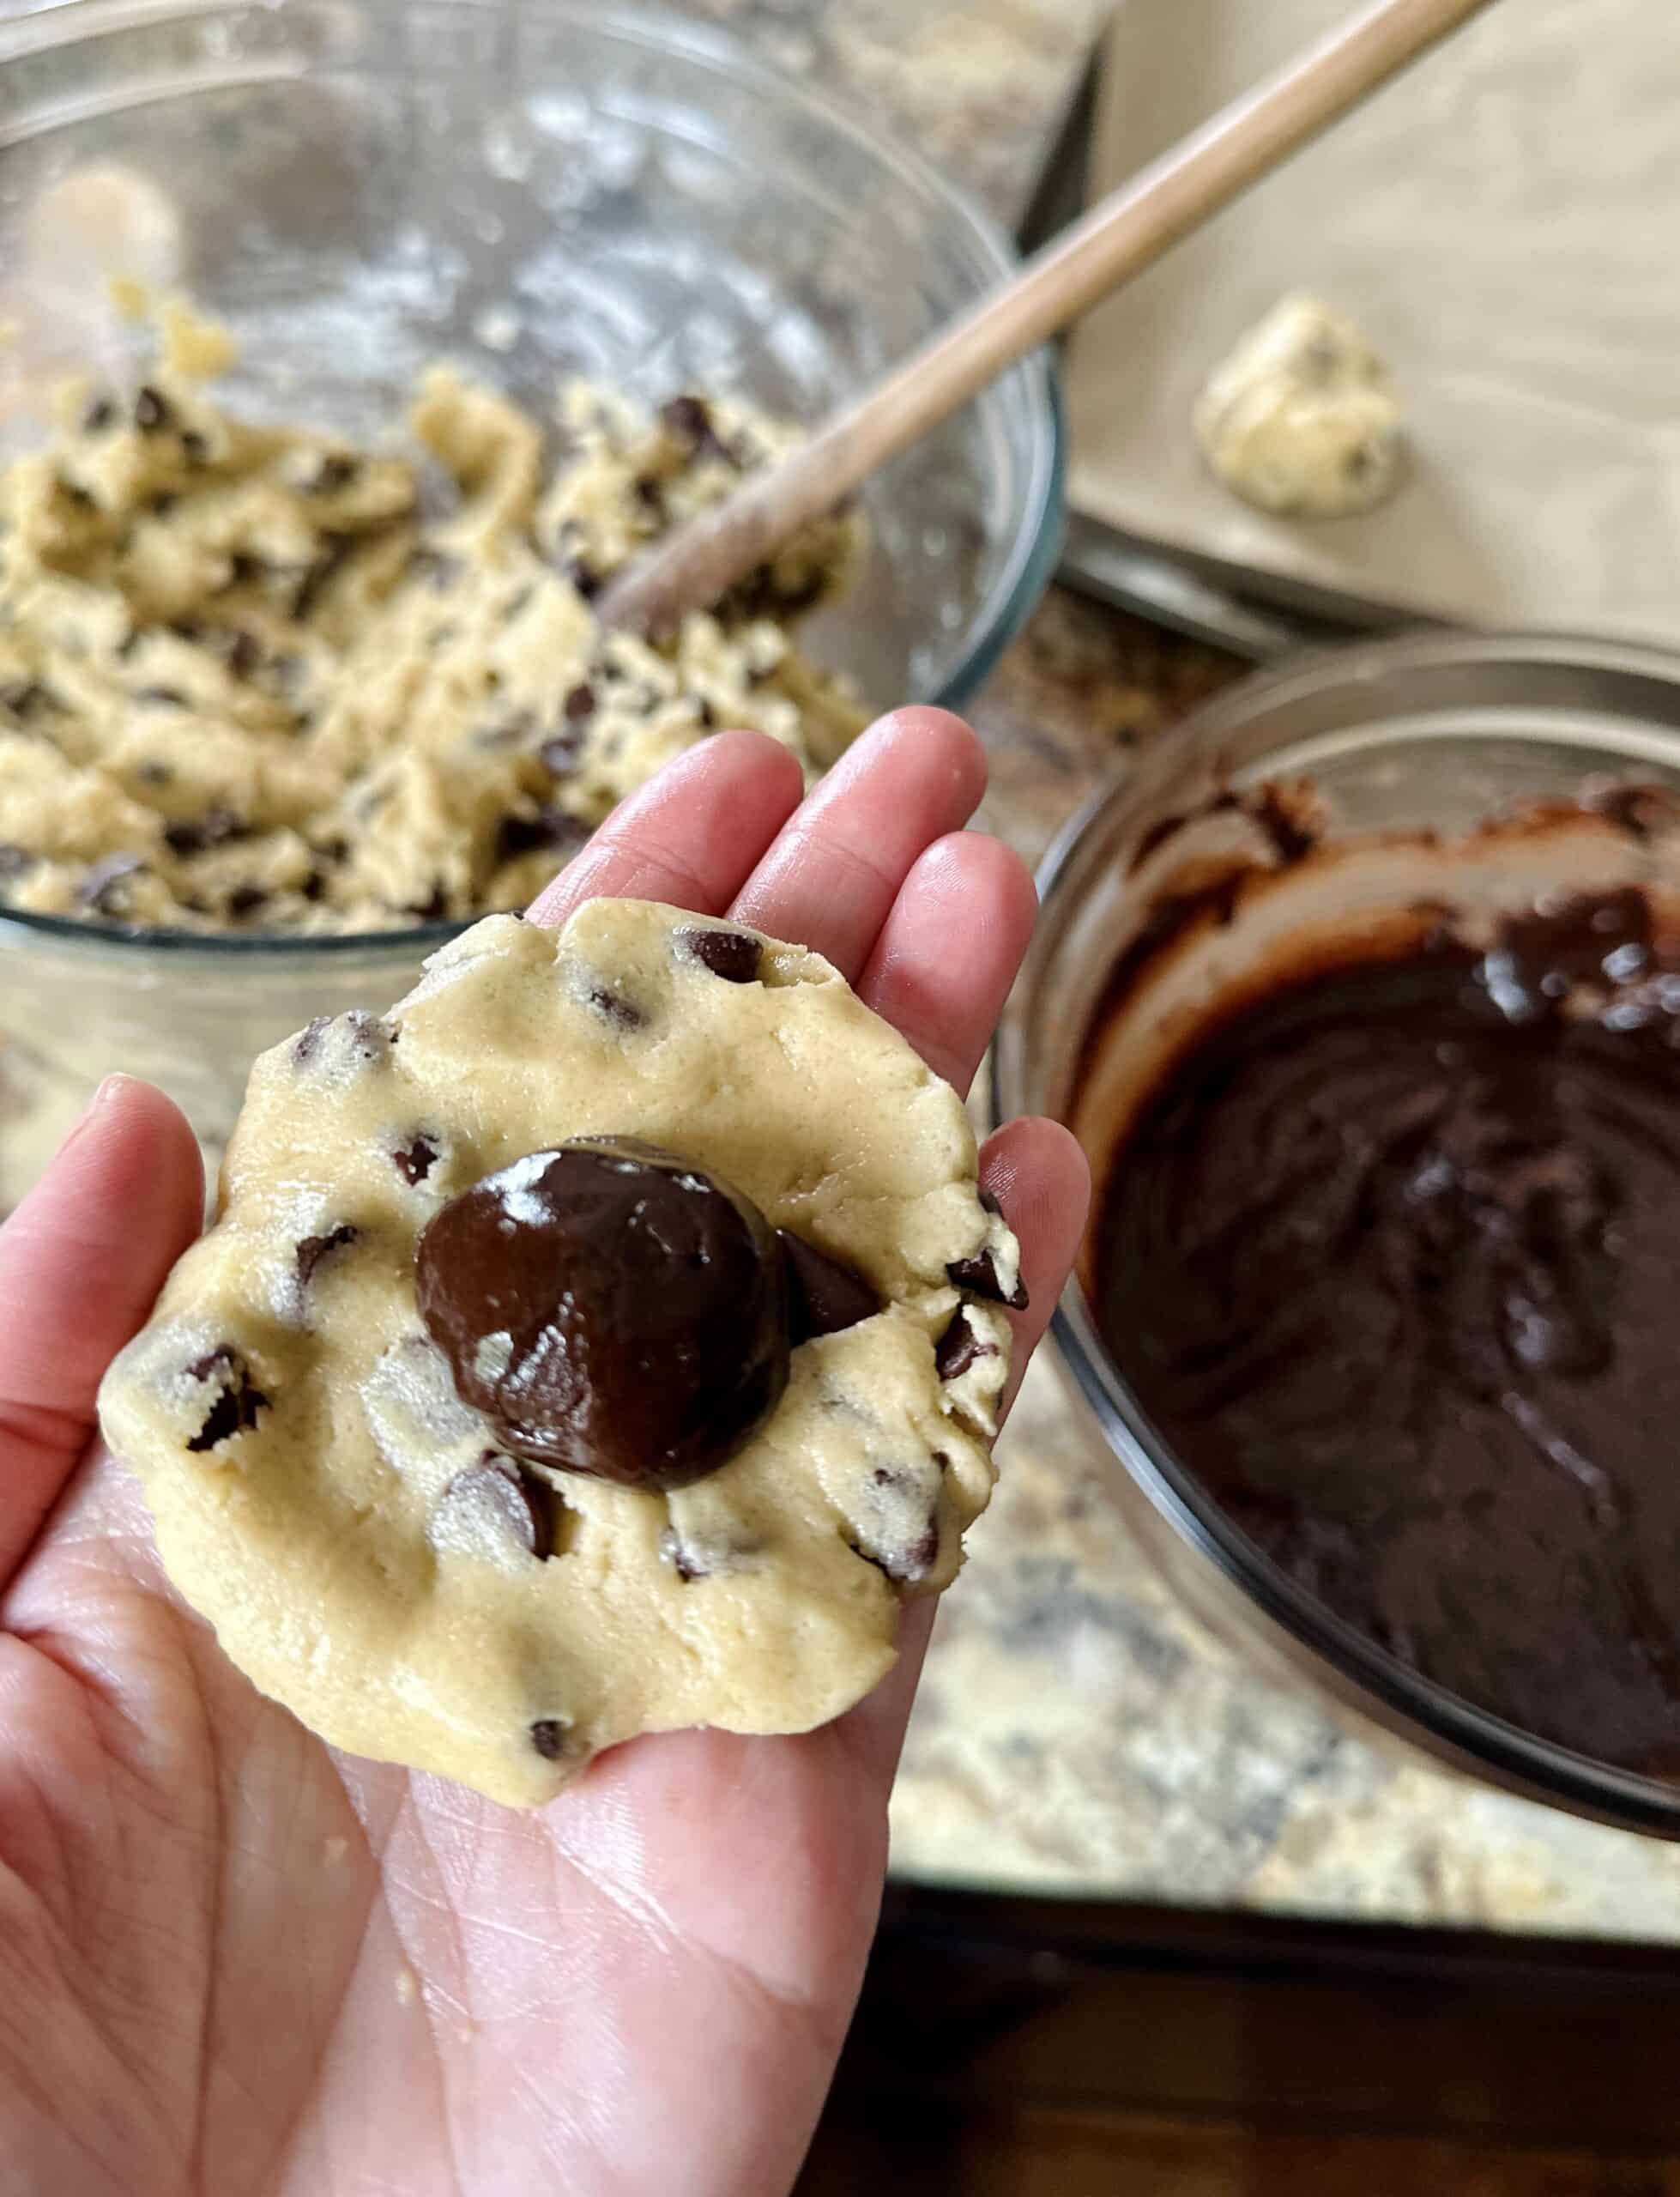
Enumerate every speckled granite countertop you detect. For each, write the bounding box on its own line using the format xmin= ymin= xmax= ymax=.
xmin=9 ymin=0 xmax=1680 ymax=1940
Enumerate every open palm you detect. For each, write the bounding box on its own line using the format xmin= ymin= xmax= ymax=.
xmin=0 ymin=711 xmax=1087 ymax=2197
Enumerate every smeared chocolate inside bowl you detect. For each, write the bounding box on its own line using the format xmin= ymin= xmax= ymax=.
xmin=1082 ymin=779 xmax=1680 ymax=1776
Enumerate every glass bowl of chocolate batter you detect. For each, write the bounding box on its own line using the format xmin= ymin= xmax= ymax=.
xmin=995 ymin=630 xmax=1680 ymax=1837
xmin=0 ymin=0 xmax=1060 ymax=1167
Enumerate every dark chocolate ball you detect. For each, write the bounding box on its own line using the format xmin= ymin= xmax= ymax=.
xmin=417 ymin=1137 xmax=789 ymax=1490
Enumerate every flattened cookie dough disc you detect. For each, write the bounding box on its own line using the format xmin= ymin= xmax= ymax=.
xmin=99 ymin=899 xmax=1021 ymax=1805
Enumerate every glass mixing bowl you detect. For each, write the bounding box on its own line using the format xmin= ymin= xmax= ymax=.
xmin=994 ymin=631 xmax=1680 ymax=1839
xmin=0 ymin=0 xmax=1061 ymax=1146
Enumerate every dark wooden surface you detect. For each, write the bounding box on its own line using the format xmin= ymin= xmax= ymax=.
xmin=799 ymin=1886 xmax=1680 ymax=2191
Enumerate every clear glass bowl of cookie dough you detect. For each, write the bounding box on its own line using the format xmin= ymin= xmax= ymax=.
xmin=994 ymin=630 xmax=1680 ymax=1840
xmin=0 ymin=0 xmax=1061 ymax=1171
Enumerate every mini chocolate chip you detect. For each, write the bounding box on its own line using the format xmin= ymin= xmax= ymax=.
xmin=494 ymin=808 xmax=589 ymax=865
xmin=0 ymin=680 xmax=54 ymax=719
xmin=82 ymin=395 xmax=117 ymax=433
xmin=299 ymin=867 xmax=327 ymax=903
xmin=296 ymin=1222 xmax=358 ymax=1289
xmin=444 ymin=1456 xmax=558 ymax=1560
xmin=659 ymin=1525 xmax=706 ymax=1582
xmin=181 ymin=430 xmax=210 ymax=468
xmin=945 ymin=1247 xmax=1028 ymax=1311
xmin=529 ymin=1718 xmax=567 ymax=1761
xmin=633 ymin=475 xmax=663 ymax=513
xmin=405 ymin=881 xmax=450 ymax=921
xmin=149 ymin=492 xmax=179 ymax=519
xmin=227 ymin=550 xmax=267 ymax=587
xmin=184 ymin=1347 xmax=268 ymax=1451
xmin=134 ymin=384 xmax=172 ymax=433
xmin=560 ymin=554 xmax=601 ymax=601
xmin=57 ymin=475 xmax=95 ymax=510
xmin=696 ymin=698 xmax=716 ymax=729
xmin=677 ymin=926 xmax=761 ymax=984
xmin=779 ymin=1232 xmax=879 ymax=1343
xmin=293 ymin=1008 xmax=385 ymax=1065
xmin=406 ymin=547 xmax=462 ymax=593
xmin=224 ymin=629 xmax=261 ymax=680
xmin=587 ymin=985 xmax=644 ymax=1030
xmin=292 ymin=534 xmax=353 ymax=620
xmin=163 ymin=806 xmax=243 ymax=857
xmin=308 ymin=453 xmax=360 ymax=494
xmin=170 ymin=617 xmax=207 ymax=645
xmin=658 ymin=392 xmax=735 ymax=464
xmin=934 ymin=1306 xmax=997 ymax=1383
xmin=393 ymin=1132 xmax=440 ymax=1186
xmin=78 ymin=853 xmax=145 ymax=915
xmin=227 ymin=884 xmax=269 ymax=919
xmin=564 ymin=681 xmax=595 ymax=723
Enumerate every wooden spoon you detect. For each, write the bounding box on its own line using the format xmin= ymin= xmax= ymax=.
xmin=597 ymin=0 xmax=1497 ymax=639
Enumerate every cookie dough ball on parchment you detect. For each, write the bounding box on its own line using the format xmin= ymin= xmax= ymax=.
xmin=99 ymin=899 xmax=1024 ymax=1806
xmin=1194 ymin=293 xmax=1406 ymax=519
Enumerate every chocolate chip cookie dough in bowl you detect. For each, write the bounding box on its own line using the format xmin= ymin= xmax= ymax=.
xmin=100 ymin=901 xmax=1025 ymax=1806
xmin=0 ymin=0 xmax=1061 ymax=1153
xmin=994 ymin=632 xmax=1680 ymax=1839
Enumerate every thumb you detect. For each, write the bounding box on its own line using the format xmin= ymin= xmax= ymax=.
xmin=0 ymin=1074 xmax=202 ymax=1587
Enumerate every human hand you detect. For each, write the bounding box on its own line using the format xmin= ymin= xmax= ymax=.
xmin=0 ymin=709 xmax=1088 ymax=2197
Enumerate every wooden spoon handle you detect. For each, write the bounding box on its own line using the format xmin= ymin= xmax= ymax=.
xmin=598 ymin=0 xmax=1497 ymax=637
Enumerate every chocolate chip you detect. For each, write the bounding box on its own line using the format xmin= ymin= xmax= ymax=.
xmin=529 ymin=1718 xmax=567 ymax=1761
xmin=57 ymin=475 xmax=95 ymax=510
xmin=82 ymin=395 xmax=117 ymax=433
xmin=227 ymin=884 xmax=269 ymax=918
xmin=307 ymin=453 xmax=360 ymax=495
xmin=170 ymin=617 xmax=207 ymax=645
xmin=633 ymin=474 xmax=663 ymax=513
xmin=779 ymin=1232 xmax=879 ymax=1344
xmin=852 ymin=1471 xmax=941 ymax=1584
xmin=181 ymin=430 xmax=210 ymax=468
xmin=405 ymin=882 xmax=450 ymax=921
xmin=405 ymin=547 xmax=462 ymax=593
xmin=945 ymin=1247 xmax=1027 ymax=1311
xmin=588 ymin=985 xmax=644 ymax=1031
xmin=227 ymin=551 xmax=267 ymax=587
xmin=0 ymin=681 xmax=55 ymax=719
xmin=184 ymin=1347 xmax=268 ymax=1451
xmin=658 ymin=392 xmax=735 ymax=464
xmin=295 ymin=1222 xmax=358 ymax=1289
xmin=299 ymin=868 xmax=327 ymax=903
xmin=444 ymin=1456 xmax=559 ymax=1560
xmin=934 ymin=1306 xmax=998 ymax=1383
xmin=133 ymin=384 xmax=172 ymax=433
xmin=559 ymin=554 xmax=601 ymax=601
xmin=149 ymin=492 xmax=179 ymax=519
xmin=293 ymin=1008 xmax=386 ymax=1066
xmin=696 ymin=698 xmax=716 ymax=729
xmin=77 ymin=852 xmax=145 ymax=915
xmin=224 ymin=629 xmax=261 ymax=680
xmin=163 ymin=806 xmax=243 ymax=857
xmin=292 ymin=533 xmax=353 ymax=620
xmin=393 ymin=1132 xmax=440 ymax=1186
xmin=494 ymin=808 xmax=589 ymax=865
xmin=677 ymin=926 xmax=761 ymax=984
xmin=564 ymin=681 xmax=595 ymax=723
xmin=659 ymin=1524 xmax=706 ymax=1582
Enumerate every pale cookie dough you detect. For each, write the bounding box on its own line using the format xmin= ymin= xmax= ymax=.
xmin=0 ymin=303 xmax=865 ymax=933
xmin=99 ymin=899 xmax=1022 ymax=1807
xmin=1194 ymin=293 xmax=1406 ymax=519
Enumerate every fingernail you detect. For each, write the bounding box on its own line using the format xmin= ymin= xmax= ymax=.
xmin=60 ymin=1073 xmax=127 ymax=1153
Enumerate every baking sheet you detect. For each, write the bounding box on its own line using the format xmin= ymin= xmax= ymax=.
xmin=1065 ymin=0 xmax=1680 ymax=648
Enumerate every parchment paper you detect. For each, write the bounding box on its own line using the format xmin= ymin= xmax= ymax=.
xmin=1065 ymin=0 xmax=1680 ymax=643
